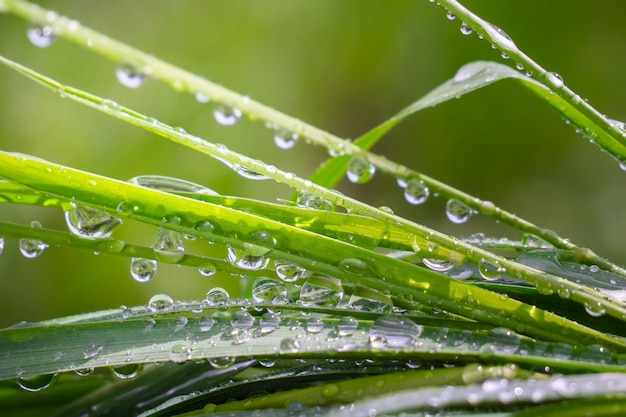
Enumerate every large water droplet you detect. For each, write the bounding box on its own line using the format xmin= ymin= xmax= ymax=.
xmin=213 ymin=104 xmax=242 ymax=126
xmin=296 ymin=191 xmax=328 ymax=210
xmin=279 ymin=337 xmax=300 ymax=353
xmin=460 ymin=22 xmax=473 ymax=35
xmin=110 ymin=363 xmax=143 ymax=380
xmin=27 ymin=25 xmax=56 ymax=48
xmin=445 ymin=199 xmax=472 ymax=224
xmin=116 ymin=63 xmax=146 ymax=88
xmin=231 ymin=310 xmax=254 ymax=330
xmin=64 ymin=203 xmax=122 ymax=239
xmin=232 ymin=165 xmax=268 ymax=181
xmin=129 ymin=175 xmax=218 ymax=196
xmin=169 ymin=344 xmax=192 ymax=363
xmin=19 ymin=221 xmax=48 ymax=258
xmin=545 ymin=72 xmax=564 ymax=89
xmin=205 ymin=287 xmax=230 ymax=305
xmin=274 ymin=260 xmax=307 ymax=282
xmin=252 ymin=277 xmax=288 ymax=304
xmin=346 ymin=156 xmax=375 ymax=184
xmin=478 ymin=258 xmax=505 ymax=281
xmin=274 ymin=128 xmax=299 ymax=150
xmin=260 ymin=312 xmax=280 ymax=334
xmin=306 ymin=317 xmax=324 ymax=333
xmin=227 ymin=231 xmax=275 ymax=271
xmin=337 ymin=316 xmax=358 ymax=336
xmin=347 ymin=285 xmax=392 ymax=313
xmin=369 ymin=316 xmax=423 ymax=349
xmin=483 ymin=23 xmax=517 ymax=51
xmin=403 ymin=178 xmax=430 ymax=205
xmin=130 ymin=257 xmax=157 ymax=282
xmin=83 ymin=343 xmax=103 ymax=359
xmin=198 ymin=262 xmax=217 ymax=277
xmin=209 ymin=357 xmax=236 ymax=369
xmin=153 ymin=226 xmax=185 ymax=263
xmin=299 ymin=275 xmax=343 ymax=307
xmin=337 ymin=258 xmax=374 ymax=276
xmin=0 ymin=237 xmax=4 ymax=255
xmin=148 ymin=293 xmax=174 ymax=312
xmin=199 ymin=316 xmax=215 ymax=332
xmin=422 ymin=258 xmax=455 ymax=272
xmin=17 ymin=373 xmax=59 ymax=392
xmin=584 ymin=302 xmax=607 ymax=317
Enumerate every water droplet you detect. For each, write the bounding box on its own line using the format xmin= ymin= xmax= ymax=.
xmin=299 ymin=275 xmax=344 ymax=307
xmin=446 ymin=11 xmax=456 ymax=20
xmin=347 ymin=285 xmax=392 ymax=313
xmin=205 ymin=287 xmax=230 ymax=305
xmin=17 ymin=373 xmax=58 ymax=392
xmin=27 ymin=25 xmax=56 ymax=48
xmin=213 ymin=104 xmax=242 ymax=126
xmin=306 ymin=317 xmax=324 ymax=333
xmin=296 ymin=191 xmax=324 ymax=210
xmin=227 ymin=231 xmax=275 ymax=271
xmin=129 ymin=175 xmax=218 ymax=196
xmin=19 ymin=221 xmax=48 ymax=258
xmin=175 ymin=316 xmax=188 ymax=329
xmin=460 ymin=22 xmax=473 ymax=35
xmin=144 ymin=317 xmax=156 ymax=329
xmin=274 ymin=128 xmax=299 ymax=150
xmin=74 ymin=368 xmax=94 ymax=377
xmin=252 ymin=277 xmax=288 ymax=304
xmin=148 ymin=293 xmax=174 ymax=312
xmin=231 ymin=310 xmax=254 ymax=330
xmin=403 ymin=179 xmax=430 ymax=205
xmin=446 ymin=199 xmax=472 ymax=224
xmin=584 ymin=302 xmax=606 ymax=317
xmin=130 ymin=257 xmax=157 ymax=282
xmin=195 ymin=92 xmax=210 ymax=103
xmin=478 ymin=258 xmax=505 ymax=280
xmin=209 ymin=357 xmax=236 ymax=369
xmin=346 ymin=156 xmax=375 ymax=184
xmin=169 ymin=344 xmax=192 ymax=363
xmin=0 ymin=237 xmax=4 ymax=255
xmin=260 ymin=312 xmax=280 ymax=334
xmin=153 ymin=226 xmax=184 ymax=263
xmin=198 ymin=262 xmax=217 ymax=277
xmin=337 ymin=316 xmax=358 ymax=336
xmin=546 ymin=72 xmax=564 ymax=89
xmin=116 ymin=63 xmax=146 ymax=88
xmin=482 ymin=328 xmax=521 ymax=354
xmin=83 ymin=343 xmax=103 ymax=359
xmin=110 ymin=363 xmax=143 ymax=380
xmin=447 ymin=265 xmax=474 ymax=280
xmin=274 ymin=260 xmax=307 ymax=282
xmin=64 ymin=203 xmax=122 ymax=239
xmin=423 ymin=258 xmax=455 ymax=272
xmin=231 ymin=164 xmax=268 ymax=180
xmin=279 ymin=337 xmax=300 ymax=353
xmin=199 ymin=316 xmax=215 ymax=332
xmin=483 ymin=23 xmax=517 ymax=51
xmin=369 ymin=316 xmax=423 ymax=349
xmin=337 ymin=258 xmax=373 ymax=276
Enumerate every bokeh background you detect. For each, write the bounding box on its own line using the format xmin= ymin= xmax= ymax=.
xmin=1 ymin=1 xmax=625 ymax=327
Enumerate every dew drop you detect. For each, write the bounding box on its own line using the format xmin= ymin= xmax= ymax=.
xmin=153 ymin=227 xmax=185 ymax=263
xmin=252 ymin=277 xmax=288 ymax=303
xmin=83 ymin=343 xmax=103 ymax=359
xmin=299 ymin=275 xmax=344 ymax=307
xmin=19 ymin=221 xmax=48 ymax=258
xmin=169 ymin=344 xmax=192 ymax=363
xmin=17 ymin=373 xmax=59 ymax=392
xmin=306 ymin=317 xmax=324 ymax=333
xmin=209 ymin=357 xmax=236 ymax=369
xmin=213 ymin=104 xmax=242 ymax=126
xmin=274 ymin=128 xmax=299 ymax=150
xmin=144 ymin=318 xmax=156 ymax=330
xmin=148 ymin=293 xmax=174 ymax=312
xmin=175 ymin=316 xmax=188 ymax=329
xmin=260 ymin=312 xmax=280 ymax=334
xmin=337 ymin=316 xmax=358 ymax=336
xmin=130 ymin=257 xmax=157 ymax=283
xmin=483 ymin=23 xmax=517 ymax=51
xmin=478 ymin=258 xmax=505 ymax=281
xmin=0 ymin=237 xmax=4 ymax=255
xmin=205 ymin=287 xmax=230 ymax=305
xmin=296 ymin=191 xmax=324 ymax=210
xmin=445 ymin=199 xmax=472 ymax=224
xmin=423 ymin=258 xmax=455 ymax=272
xmin=231 ymin=310 xmax=254 ymax=330
xmin=195 ymin=92 xmax=210 ymax=103
xmin=404 ymin=178 xmax=430 ymax=205
xmin=279 ymin=337 xmax=300 ymax=353
xmin=446 ymin=11 xmax=456 ymax=20
xmin=369 ymin=316 xmax=423 ymax=349
xmin=74 ymin=368 xmax=94 ymax=377
xmin=347 ymin=285 xmax=392 ymax=313
xmin=199 ymin=316 xmax=215 ymax=332
xmin=546 ymin=72 xmax=564 ymax=89
xmin=116 ymin=63 xmax=146 ymax=89
xmin=27 ymin=25 xmax=56 ymax=48
xmin=346 ymin=156 xmax=375 ymax=184
xmin=64 ymin=203 xmax=122 ymax=239
xmin=232 ymin=165 xmax=268 ymax=180
xmin=110 ymin=363 xmax=143 ymax=380
xmin=337 ymin=258 xmax=373 ymax=276
xmin=274 ymin=260 xmax=307 ymax=282
xmin=460 ymin=22 xmax=473 ymax=35
xmin=129 ymin=175 xmax=218 ymax=196
xmin=227 ymin=231 xmax=275 ymax=271
xmin=584 ymin=302 xmax=606 ymax=317
xmin=198 ymin=262 xmax=217 ymax=277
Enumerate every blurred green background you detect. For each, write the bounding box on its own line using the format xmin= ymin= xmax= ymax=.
xmin=1 ymin=1 xmax=625 ymax=327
